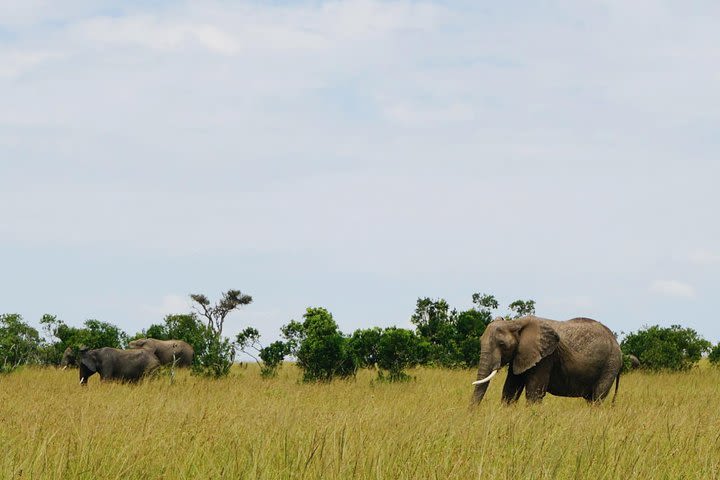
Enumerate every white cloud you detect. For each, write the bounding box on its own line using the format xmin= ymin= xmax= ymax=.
xmin=74 ymin=16 xmax=241 ymax=55
xmin=141 ymin=294 xmax=192 ymax=317
xmin=689 ymin=249 xmax=720 ymax=265
xmin=0 ymin=49 xmax=63 ymax=78
xmin=649 ymin=280 xmax=696 ymax=299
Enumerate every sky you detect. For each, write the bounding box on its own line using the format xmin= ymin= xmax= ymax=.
xmin=1 ymin=0 xmax=719 ymax=347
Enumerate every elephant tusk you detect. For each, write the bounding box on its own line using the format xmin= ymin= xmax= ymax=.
xmin=80 ymin=377 xmax=85 ymax=385
xmin=472 ymin=369 xmax=498 ymax=385
xmin=62 ymin=365 xmax=67 ymax=371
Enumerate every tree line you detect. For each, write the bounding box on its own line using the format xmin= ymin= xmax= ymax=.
xmin=2 ymin=290 xmax=719 ymax=379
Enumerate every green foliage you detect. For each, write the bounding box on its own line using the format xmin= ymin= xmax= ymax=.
xmin=376 ymin=327 xmax=418 ymax=382
xmin=709 ymin=343 xmax=720 ymax=366
xmin=189 ymin=291 xmax=252 ymax=378
xmin=410 ymin=298 xmax=459 ymax=367
xmin=191 ymin=332 xmax=234 ymax=379
xmin=236 ymin=327 xmax=288 ymax=378
xmin=190 ymin=289 xmax=252 ymax=336
xmin=284 ymin=307 xmax=356 ymax=382
xmin=621 ymin=325 xmax=711 ymax=371
xmin=348 ymin=327 xmax=383 ymax=368
xmin=259 ymin=342 xmax=289 ymax=378
xmin=508 ymin=299 xmax=536 ymax=318
xmin=37 ymin=315 xmax=128 ymax=366
xmin=409 ymin=294 xmax=495 ymax=368
xmin=0 ymin=314 xmax=42 ymax=372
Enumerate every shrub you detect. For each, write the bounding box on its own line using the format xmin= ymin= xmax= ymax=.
xmin=0 ymin=314 xmax=42 ymax=372
xmin=709 ymin=343 xmax=720 ymax=366
xmin=348 ymin=327 xmax=382 ymax=369
xmin=192 ymin=332 xmax=234 ymax=378
xmin=236 ymin=327 xmax=288 ymax=378
xmin=376 ymin=327 xmax=418 ymax=382
xmin=283 ymin=307 xmax=356 ymax=382
xmin=621 ymin=325 xmax=711 ymax=371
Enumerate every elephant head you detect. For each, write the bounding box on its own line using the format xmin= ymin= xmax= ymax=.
xmin=60 ymin=346 xmax=77 ymax=370
xmin=128 ymin=339 xmax=148 ymax=349
xmin=471 ymin=316 xmax=559 ymax=404
xmin=78 ymin=347 xmax=97 ymax=386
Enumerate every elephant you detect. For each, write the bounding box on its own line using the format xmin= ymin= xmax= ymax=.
xmin=128 ymin=338 xmax=194 ymax=367
xmin=626 ymin=354 xmax=641 ymax=370
xmin=79 ymin=347 xmax=161 ymax=385
xmin=471 ymin=316 xmax=622 ymax=405
xmin=60 ymin=347 xmax=77 ymax=369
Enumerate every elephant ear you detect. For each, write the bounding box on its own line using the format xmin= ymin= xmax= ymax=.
xmin=512 ymin=320 xmax=559 ymax=375
xmin=80 ymin=353 xmax=97 ymax=373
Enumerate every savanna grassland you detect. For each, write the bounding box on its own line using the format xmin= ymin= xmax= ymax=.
xmin=1 ymin=365 xmax=719 ymax=479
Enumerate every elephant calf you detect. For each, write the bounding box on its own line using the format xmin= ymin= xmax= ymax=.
xmin=128 ymin=338 xmax=194 ymax=367
xmin=79 ymin=347 xmax=161 ymax=385
xmin=471 ymin=316 xmax=623 ymax=405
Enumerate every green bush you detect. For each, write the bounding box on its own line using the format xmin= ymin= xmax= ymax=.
xmin=191 ymin=332 xmax=234 ymax=378
xmin=284 ymin=307 xmax=356 ymax=382
xmin=621 ymin=325 xmax=711 ymax=371
xmin=376 ymin=327 xmax=419 ymax=382
xmin=409 ymin=295 xmax=494 ymax=368
xmin=236 ymin=327 xmax=289 ymax=378
xmin=1 ymin=314 xmax=43 ymax=372
xmin=709 ymin=343 xmax=720 ymax=366
xmin=348 ymin=327 xmax=382 ymax=369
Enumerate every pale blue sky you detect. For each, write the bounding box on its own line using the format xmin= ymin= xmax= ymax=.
xmin=1 ymin=1 xmax=719 ymax=346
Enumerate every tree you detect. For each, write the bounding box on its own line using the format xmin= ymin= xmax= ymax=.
xmin=410 ymin=298 xmax=459 ymax=367
xmin=621 ymin=325 xmax=711 ymax=371
xmin=236 ymin=327 xmax=288 ymax=378
xmin=190 ymin=290 xmax=252 ymax=336
xmin=38 ymin=316 xmax=128 ymax=365
xmin=189 ymin=290 xmax=252 ymax=378
xmin=376 ymin=327 xmax=419 ymax=382
xmin=283 ymin=307 xmax=356 ymax=382
xmin=508 ymin=299 xmax=536 ymax=318
xmin=0 ymin=314 xmax=42 ymax=372
xmin=708 ymin=343 xmax=720 ymax=366
xmin=348 ymin=327 xmax=383 ymax=369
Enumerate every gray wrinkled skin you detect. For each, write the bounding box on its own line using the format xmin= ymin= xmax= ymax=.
xmin=472 ymin=316 xmax=622 ymax=405
xmin=79 ymin=347 xmax=161 ymax=385
xmin=128 ymin=338 xmax=194 ymax=367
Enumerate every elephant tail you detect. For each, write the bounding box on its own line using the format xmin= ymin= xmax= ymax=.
xmin=611 ymin=372 xmax=620 ymax=404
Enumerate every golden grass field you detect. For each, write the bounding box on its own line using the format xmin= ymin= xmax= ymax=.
xmin=1 ymin=364 xmax=719 ymax=479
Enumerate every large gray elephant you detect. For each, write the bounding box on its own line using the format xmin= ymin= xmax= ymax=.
xmin=128 ymin=338 xmax=194 ymax=367
xmin=471 ymin=316 xmax=622 ymax=405
xmin=79 ymin=347 xmax=161 ymax=385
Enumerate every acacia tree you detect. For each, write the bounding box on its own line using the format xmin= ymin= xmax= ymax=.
xmin=189 ymin=290 xmax=253 ymax=378
xmin=190 ymin=290 xmax=252 ymax=336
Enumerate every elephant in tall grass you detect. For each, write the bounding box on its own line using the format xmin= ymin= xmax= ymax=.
xmin=60 ymin=347 xmax=77 ymax=369
xmin=471 ymin=316 xmax=622 ymax=405
xmin=128 ymin=338 xmax=194 ymax=367
xmin=79 ymin=347 xmax=160 ymax=385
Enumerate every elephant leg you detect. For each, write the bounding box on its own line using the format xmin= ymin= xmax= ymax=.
xmin=524 ymin=357 xmax=553 ymax=404
xmin=589 ymin=370 xmax=617 ymax=403
xmin=501 ymin=370 xmax=525 ymax=404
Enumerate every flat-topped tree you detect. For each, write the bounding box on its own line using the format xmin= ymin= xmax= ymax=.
xmin=190 ymin=290 xmax=253 ymax=337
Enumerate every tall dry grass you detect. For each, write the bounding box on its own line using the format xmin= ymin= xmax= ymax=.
xmin=1 ymin=364 xmax=719 ymax=479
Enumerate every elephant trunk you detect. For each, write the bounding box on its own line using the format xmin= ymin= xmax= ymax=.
xmin=471 ymin=349 xmax=500 ymax=405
